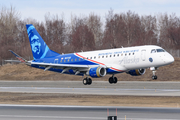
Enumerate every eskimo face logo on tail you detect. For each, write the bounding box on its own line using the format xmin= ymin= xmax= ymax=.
xmin=27 ymin=24 xmax=50 ymax=59
xmin=31 ymin=35 xmax=41 ymax=55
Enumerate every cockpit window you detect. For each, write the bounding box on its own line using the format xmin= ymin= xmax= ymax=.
xmin=151 ymin=49 xmax=156 ymax=53
xmin=156 ymin=49 xmax=165 ymax=52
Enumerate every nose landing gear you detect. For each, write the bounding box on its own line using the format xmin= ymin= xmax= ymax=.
xmin=152 ymin=71 xmax=157 ymax=80
xmin=150 ymin=67 xmax=157 ymax=80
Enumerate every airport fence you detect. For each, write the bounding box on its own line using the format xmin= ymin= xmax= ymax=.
xmin=0 ymin=49 xmax=180 ymax=66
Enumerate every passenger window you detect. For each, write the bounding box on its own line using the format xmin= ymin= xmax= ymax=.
xmin=68 ymin=59 xmax=70 ymax=62
xmin=94 ymin=57 xmax=96 ymax=59
xmin=102 ymin=56 xmax=104 ymax=58
xmin=151 ymin=49 xmax=156 ymax=53
xmin=129 ymin=53 xmax=131 ymax=55
xmin=90 ymin=57 xmax=92 ymax=59
xmin=79 ymin=58 xmax=81 ymax=61
xmin=75 ymin=58 xmax=77 ymax=61
xmin=71 ymin=59 xmax=73 ymax=62
xmin=117 ymin=54 xmax=119 ymax=57
xmin=121 ymin=54 xmax=123 ymax=56
xmin=133 ymin=53 xmax=134 ymax=55
xmin=125 ymin=54 xmax=127 ymax=56
xmin=106 ymin=55 xmax=108 ymax=58
xmin=114 ymin=55 xmax=116 ymax=57
xmin=98 ymin=56 xmax=100 ymax=58
xmin=60 ymin=60 xmax=62 ymax=62
xmin=64 ymin=60 xmax=66 ymax=62
xmin=110 ymin=55 xmax=112 ymax=57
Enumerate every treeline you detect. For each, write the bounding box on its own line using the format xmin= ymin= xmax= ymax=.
xmin=1 ymin=6 xmax=180 ymax=62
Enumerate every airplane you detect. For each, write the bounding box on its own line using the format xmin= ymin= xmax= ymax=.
xmin=8 ymin=24 xmax=174 ymax=85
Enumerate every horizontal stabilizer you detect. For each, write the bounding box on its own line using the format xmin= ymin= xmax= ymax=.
xmin=5 ymin=60 xmax=21 ymax=63
xmin=9 ymin=50 xmax=27 ymax=63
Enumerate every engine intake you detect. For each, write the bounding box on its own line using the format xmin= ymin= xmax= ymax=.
xmin=89 ymin=66 xmax=106 ymax=78
xmin=127 ymin=68 xmax=146 ymax=76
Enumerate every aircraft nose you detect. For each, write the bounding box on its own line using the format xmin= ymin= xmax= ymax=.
xmin=165 ymin=54 xmax=174 ymax=64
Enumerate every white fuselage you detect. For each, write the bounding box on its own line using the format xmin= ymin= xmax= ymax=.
xmin=76 ymin=45 xmax=174 ymax=72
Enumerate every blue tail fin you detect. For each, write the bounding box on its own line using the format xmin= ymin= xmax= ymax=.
xmin=26 ymin=24 xmax=60 ymax=59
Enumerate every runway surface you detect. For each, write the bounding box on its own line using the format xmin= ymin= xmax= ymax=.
xmin=0 ymin=105 xmax=180 ymax=120
xmin=1 ymin=81 xmax=180 ymax=89
xmin=0 ymin=81 xmax=180 ymax=96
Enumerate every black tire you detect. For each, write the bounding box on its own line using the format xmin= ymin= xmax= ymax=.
xmin=152 ymin=75 xmax=157 ymax=80
xmin=87 ymin=78 xmax=92 ymax=85
xmin=83 ymin=78 xmax=87 ymax=85
xmin=109 ymin=77 xmax=113 ymax=84
xmin=113 ymin=77 xmax=118 ymax=84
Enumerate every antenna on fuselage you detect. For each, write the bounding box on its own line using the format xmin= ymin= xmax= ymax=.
xmin=121 ymin=46 xmax=123 ymax=48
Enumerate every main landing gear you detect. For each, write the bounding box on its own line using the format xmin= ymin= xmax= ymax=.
xmin=82 ymin=75 xmax=118 ymax=85
xmin=150 ymin=67 xmax=157 ymax=80
xmin=109 ymin=75 xmax=118 ymax=84
xmin=83 ymin=77 xmax=92 ymax=85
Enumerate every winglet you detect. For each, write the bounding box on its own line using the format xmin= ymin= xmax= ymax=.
xmin=9 ymin=50 xmax=27 ymax=63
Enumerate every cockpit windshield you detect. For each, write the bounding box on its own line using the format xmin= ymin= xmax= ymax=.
xmin=151 ymin=49 xmax=166 ymax=53
xmin=156 ymin=49 xmax=165 ymax=52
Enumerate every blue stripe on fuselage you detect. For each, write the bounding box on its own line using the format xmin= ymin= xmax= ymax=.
xmin=31 ymin=53 xmax=123 ymax=75
xmin=106 ymin=68 xmax=122 ymax=74
xmin=33 ymin=53 xmax=98 ymax=65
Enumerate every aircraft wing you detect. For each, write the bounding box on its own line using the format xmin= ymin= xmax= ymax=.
xmin=30 ymin=61 xmax=90 ymax=74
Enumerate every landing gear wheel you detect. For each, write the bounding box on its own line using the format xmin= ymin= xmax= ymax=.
xmin=83 ymin=78 xmax=87 ymax=85
xmin=87 ymin=78 xmax=92 ymax=85
xmin=109 ymin=76 xmax=118 ymax=84
xmin=152 ymin=75 xmax=157 ymax=80
xmin=83 ymin=77 xmax=92 ymax=85
xmin=109 ymin=77 xmax=113 ymax=84
xmin=113 ymin=77 xmax=117 ymax=83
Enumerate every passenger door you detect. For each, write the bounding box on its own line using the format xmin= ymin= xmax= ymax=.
xmin=141 ymin=50 xmax=146 ymax=61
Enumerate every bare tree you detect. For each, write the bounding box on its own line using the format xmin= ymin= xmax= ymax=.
xmin=87 ymin=13 xmax=103 ymax=48
xmin=0 ymin=5 xmax=21 ymax=61
xmin=44 ymin=13 xmax=66 ymax=52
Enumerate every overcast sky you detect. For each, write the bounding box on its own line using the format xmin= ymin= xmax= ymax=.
xmin=1 ymin=0 xmax=180 ymax=22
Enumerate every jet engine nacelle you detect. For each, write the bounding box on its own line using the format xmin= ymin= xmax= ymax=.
xmin=89 ymin=66 xmax=106 ymax=78
xmin=127 ymin=68 xmax=146 ymax=76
